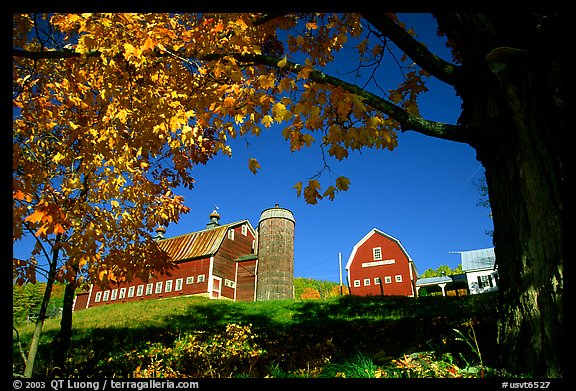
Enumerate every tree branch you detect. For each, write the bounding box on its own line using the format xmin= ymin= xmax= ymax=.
xmin=223 ymin=53 xmax=471 ymax=143
xmin=361 ymin=13 xmax=463 ymax=87
xmin=13 ymin=46 xmax=470 ymax=143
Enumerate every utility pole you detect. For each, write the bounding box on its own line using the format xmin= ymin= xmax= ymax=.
xmin=339 ymin=252 xmax=343 ymax=295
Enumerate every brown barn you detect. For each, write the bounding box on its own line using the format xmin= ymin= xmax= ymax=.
xmin=345 ymin=228 xmax=418 ymax=297
xmin=73 ymin=205 xmax=295 ymax=310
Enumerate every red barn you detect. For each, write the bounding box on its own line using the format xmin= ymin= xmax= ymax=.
xmin=73 ymin=212 xmax=259 ymax=310
xmin=73 ymin=205 xmax=295 ymax=311
xmin=345 ymin=228 xmax=418 ymax=297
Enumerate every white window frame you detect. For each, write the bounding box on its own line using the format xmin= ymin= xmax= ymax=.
xmin=241 ymin=224 xmax=248 ymax=236
xmin=165 ymin=280 xmax=173 ymax=293
xmin=136 ymin=285 xmax=144 ymax=297
xmin=374 ymin=277 xmax=381 ymax=284
xmin=102 ymin=290 xmax=110 ymax=301
xmin=186 ymin=276 xmax=194 ymax=284
xmin=94 ymin=291 xmax=102 ymax=303
xmin=228 ymin=229 xmax=234 ymax=240
xmin=373 ymin=247 xmax=382 ymax=261
xmin=119 ymin=288 xmax=126 ymax=299
xmin=224 ymin=279 xmax=236 ymax=288
xmin=384 ymin=276 xmax=392 ymax=284
xmin=155 ymin=281 xmax=163 ymax=294
xmin=146 ymin=283 xmax=153 ymax=295
xmin=363 ymin=278 xmax=371 ymax=286
xmin=175 ymin=278 xmax=183 ymax=291
xmin=353 ymin=280 xmax=361 ymax=287
xmin=128 ymin=286 xmax=135 ymax=298
xmin=197 ymin=274 xmax=205 ymax=283
xmin=395 ymin=275 xmax=403 ymax=283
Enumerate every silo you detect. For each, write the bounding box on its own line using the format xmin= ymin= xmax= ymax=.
xmin=256 ymin=204 xmax=295 ymax=301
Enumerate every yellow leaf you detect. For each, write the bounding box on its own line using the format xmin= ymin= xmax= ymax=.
xmin=323 ymin=185 xmax=337 ymax=201
xmin=336 ymin=176 xmax=351 ymax=191
xmin=53 ymin=152 xmax=65 ymax=164
xmin=111 ymin=200 xmax=119 ymax=208
xmin=294 ymin=182 xmax=303 ymax=198
xmin=261 ymin=115 xmax=274 ymax=128
xmin=277 ymin=56 xmax=288 ymax=68
xmin=248 ymin=158 xmax=261 ymax=174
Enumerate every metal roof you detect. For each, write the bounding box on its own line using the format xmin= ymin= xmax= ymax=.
xmin=416 ymin=276 xmax=453 ymax=286
xmin=460 ymin=247 xmax=496 ymax=272
xmin=156 ymin=221 xmax=252 ymax=262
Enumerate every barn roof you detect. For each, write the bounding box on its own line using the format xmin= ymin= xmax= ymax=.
xmin=460 ymin=247 xmax=496 ymax=272
xmin=156 ymin=220 xmax=254 ymax=262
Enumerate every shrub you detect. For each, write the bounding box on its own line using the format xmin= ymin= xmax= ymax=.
xmin=133 ymin=323 xmax=266 ymax=378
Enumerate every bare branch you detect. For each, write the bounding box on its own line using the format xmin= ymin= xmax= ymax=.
xmin=361 ymin=13 xmax=463 ymax=87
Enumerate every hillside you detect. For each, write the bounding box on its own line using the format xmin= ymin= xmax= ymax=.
xmin=13 ymin=291 xmax=505 ymax=378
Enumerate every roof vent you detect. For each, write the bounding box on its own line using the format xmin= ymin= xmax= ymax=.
xmin=206 ymin=209 xmax=221 ymax=229
xmin=153 ymin=225 xmax=166 ymax=241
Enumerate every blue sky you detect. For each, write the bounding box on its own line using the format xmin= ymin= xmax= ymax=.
xmin=13 ymin=13 xmax=495 ymax=283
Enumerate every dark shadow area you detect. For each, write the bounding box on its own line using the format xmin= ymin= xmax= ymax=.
xmin=14 ymin=293 xmax=499 ymax=377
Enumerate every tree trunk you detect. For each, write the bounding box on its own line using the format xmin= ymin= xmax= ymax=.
xmin=433 ymin=12 xmax=564 ymax=377
xmin=23 ymin=234 xmax=62 ymax=378
xmin=51 ymin=281 xmax=76 ymax=372
xmin=473 ymin=47 xmax=563 ymax=377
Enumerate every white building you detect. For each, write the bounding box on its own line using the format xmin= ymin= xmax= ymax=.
xmin=461 ymin=247 xmax=498 ymax=294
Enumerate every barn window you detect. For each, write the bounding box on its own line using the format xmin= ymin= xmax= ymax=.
xmin=102 ymin=290 xmax=110 ymax=301
xmin=175 ymin=278 xmax=183 ymax=291
xmin=111 ymin=289 xmax=118 ymax=300
xmin=374 ymin=277 xmax=381 ymax=284
xmin=228 ymin=229 xmax=235 ymax=240
xmin=373 ymin=247 xmax=382 ymax=260
xmin=128 ymin=286 xmax=135 ymax=297
xmin=224 ymin=279 xmax=236 ymax=288
xmin=155 ymin=281 xmax=163 ymax=294
xmin=136 ymin=285 xmax=144 ymax=296
xmin=363 ymin=278 xmax=371 ymax=286
xmin=94 ymin=291 xmax=102 ymax=302
xmin=353 ymin=280 xmax=361 ymax=287
xmin=146 ymin=283 xmax=153 ymax=295
xmin=197 ymin=274 xmax=206 ymax=283
xmin=395 ymin=275 xmax=402 ymax=283
xmin=119 ymin=288 xmax=126 ymax=299
xmin=242 ymin=224 xmax=248 ymax=236
xmin=165 ymin=280 xmax=173 ymax=293
xmin=186 ymin=276 xmax=194 ymax=284
xmin=384 ymin=276 xmax=392 ymax=284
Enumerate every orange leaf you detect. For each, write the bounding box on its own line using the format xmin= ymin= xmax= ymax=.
xmin=24 ymin=210 xmax=46 ymax=224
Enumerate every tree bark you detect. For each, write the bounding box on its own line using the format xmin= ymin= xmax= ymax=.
xmin=24 ymin=234 xmax=62 ymax=378
xmin=51 ymin=280 xmax=76 ymax=373
xmin=440 ymin=13 xmax=564 ymax=376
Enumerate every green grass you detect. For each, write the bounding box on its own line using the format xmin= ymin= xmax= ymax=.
xmin=13 ymin=293 xmax=505 ymax=378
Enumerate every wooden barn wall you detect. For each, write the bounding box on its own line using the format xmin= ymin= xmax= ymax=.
xmin=235 ymin=259 xmax=257 ymax=302
xmin=349 ymin=233 xmax=414 ymax=297
xmin=212 ymin=224 xmax=255 ymax=300
xmin=78 ymin=257 xmax=212 ymax=309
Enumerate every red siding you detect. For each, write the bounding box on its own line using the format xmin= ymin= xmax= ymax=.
xmin=76 ymin=222 xmax=258 ymax=310
xmin=235 ymin=258 xmax=257 ymax=302
xmin=86 ymin=257 xmax=212 ymax=308
xmin=213 ymin=224 xmax=256 ymax=300
xmin=348 ymin=230 xmax=415 ymax=297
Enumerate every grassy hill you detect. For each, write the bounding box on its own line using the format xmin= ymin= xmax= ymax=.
xmin=13 ymin=291 xmax=508 ymax=378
